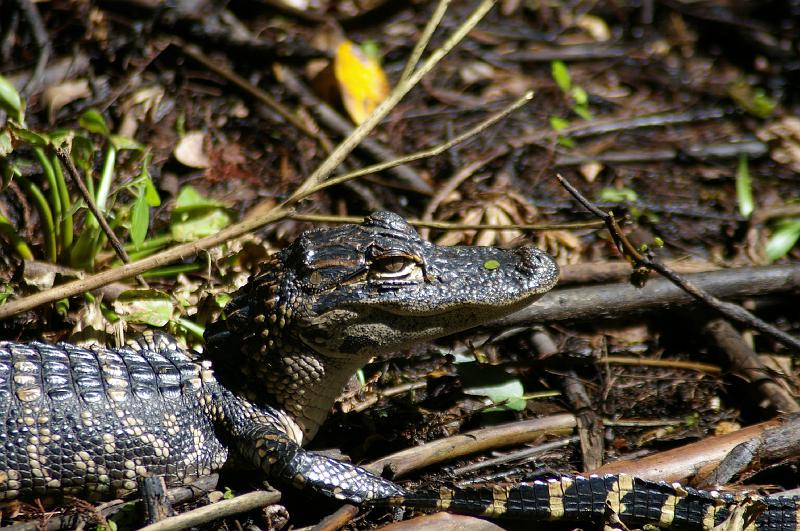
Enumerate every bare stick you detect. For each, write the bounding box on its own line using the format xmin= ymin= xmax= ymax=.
xmin=366 ymin=414 xmax=576 ymax=479
xmin=498 ymin=264 xmax=800 ymax=326
xmin=177 ymin=41 xmax=321 ymax=142
xmin=556 ymin=174 xmax=800 ymax=352
xmin=297 ymin=90 xmax=534 ymax=199
xmin=137 ymin=490 xmax=281 ymax=531
xmin=704 ymin=319 xmax=799 ymax=413
xmin=289 ymin=212 xmax=602 ymax=231
xmin=400 ymin=0 xmax=451 ymax=82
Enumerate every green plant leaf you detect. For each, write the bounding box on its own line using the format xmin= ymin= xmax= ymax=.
xmin=0 ymin=212 xmax=33 ymax=260
xmin=557 ymin=135 xmax=575 ymax=148
xmin=110 ymin=134 xmax=144 ymax=151
xmin=458 ymin=362 xmax=527 ymax=412
xmin=113 ymin=289 xmax=174 ymax=327
xmin=766 ymin=219 xmax=800 ymax=262
xmin=79 ymin=109 xmax=110 ymax=136
xmin=71 ymin=135 xmax=94 ymax=172
xmin=130 ymin=184 xmax=150 ymax=249
xmin=736 ymin=154 xmax=754 ymax=218
xmin=1 ymin=157 xmax=21 ymax=189
xmin=550 ymin=116 xmax=569 ymax=131
xmin=49 ymin=129 xmax=74 ymax=150
xmin=728 ymin=80 xmax=776 ymax=119
xmin=571 ymin=86 xmax=588 ymax=106
xmin=0 ymin=129 xmax=12 ymax=158
xmin=8 ymin=123 xmax=49 ymax=148
xmin=0 ymin=75 xmax=24 ymax=122
xmin=139 ymin=155 xmax=161 ymax=207
xmin=216 ymin=293 xmax=232 ymax=309
xmin=573 ymin=104 xmax=593 ymax=121
xmin=361 ymin=40 xmax=381 ymax=60
xmin=171 ymin=208 xmax=232 ymax=242
xmin=69 ymin=226 xmax=101 ymax=270
xmin=551 ymin=60 xmax=571 ymax=93
xmin=174 ymin=185 xmax=225 ymax=211
xmin=170 ymin=186 xmax=231 ymax=242
xmin=600 ymin=187 xmax=638 ymax=203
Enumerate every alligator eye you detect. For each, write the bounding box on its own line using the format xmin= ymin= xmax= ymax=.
xmin=370 ymin=256 xmax=416 ymax=278
xmin=378 ymin=257 xmax=406 ymax=273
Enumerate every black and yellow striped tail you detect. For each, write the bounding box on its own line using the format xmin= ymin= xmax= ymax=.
xmin=372 ymin=474 xmax=800 ymax=530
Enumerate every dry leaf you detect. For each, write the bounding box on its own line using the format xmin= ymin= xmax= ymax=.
xmin=43 ymin=79 xmax=91 ymax=124
xmin=333 ymin=40 xmax=390 ymax=125
xmin=119 ymin=85 xmax=165 ymax=139
xmin=575 ymin=14 xmax=611 ymax=41
xmin=757 ymin=116 xmax=800 ymax=172
xmin=580 ymin=161 xmax=603 ymax=182
xmin=460 ymin=61 xmax=494 ymax=85
xmin=174 ymin=131 xmax=210 ymax=169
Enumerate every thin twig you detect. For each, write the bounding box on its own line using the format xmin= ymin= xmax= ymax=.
xmin=399 ymin=0 xmax=451 ymax=82
xmin=599 ymin=356 xmax=722 ymax=374
xmin=297 ymin=90 xmax=534 ymax=199
xmin=176 ymin=40 xmax=323 ymax=142
xmin=137 ymin=490 xmax=281 ymax=531
xmin=289 ymin=212 xmax=603 ymax=232
xmin=556 ymin=173 xmax=800 ymax=352
xmin=275 ymin=64 xmax=430 ymax=194
xmin=419 ymin=147 xmax=508 ymax=239
xmin=54 ymin=148 xmax=148 ymax=288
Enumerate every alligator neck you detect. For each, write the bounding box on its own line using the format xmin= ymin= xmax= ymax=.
xmin=225 ymin=335 xmax=368 ymax=443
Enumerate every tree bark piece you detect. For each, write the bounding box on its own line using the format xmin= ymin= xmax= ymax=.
xmin=704 ymin=318 xmax=799 ymax=413
xmin=592 ymin=418 xmax=781 ymax=483
xmin=498 ymin=265 xmax=800 ymax=326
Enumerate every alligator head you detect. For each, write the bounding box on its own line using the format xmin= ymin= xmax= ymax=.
xmin=205 ymin=212 xmax=559 ymax=441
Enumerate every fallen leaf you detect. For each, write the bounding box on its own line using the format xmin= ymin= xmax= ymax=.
xmin=580 ymin=161 xmax=603 ymax=182
xmin=575 ymin=14 xmax=611 ymax=41
xmin=113 ymin=289 xmax=174 ymax=327
xmin=43 ymin=79 xmax=91 ymax=124
xmin=174 ymin=131 xmax=210 ymax=168
xmin=333 ymin=40 xmax=390 ymax=125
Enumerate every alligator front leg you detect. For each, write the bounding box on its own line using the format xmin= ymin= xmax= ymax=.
xmin=232 ymin=419 xmax=404 ymax=502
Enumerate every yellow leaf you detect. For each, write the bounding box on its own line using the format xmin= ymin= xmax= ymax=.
xmin=333 ymin=40 xmax=390 ymax=125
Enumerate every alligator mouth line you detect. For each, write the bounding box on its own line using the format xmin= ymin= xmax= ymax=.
xmin=352 ymin=291 xmax=549 ymax=318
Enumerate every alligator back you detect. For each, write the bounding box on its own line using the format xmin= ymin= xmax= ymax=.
xmin=0 ymin=340 xmax=228 ymax=501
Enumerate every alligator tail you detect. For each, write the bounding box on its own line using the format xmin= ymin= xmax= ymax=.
xmin=371 ymin=474 xmax=800 ymax=531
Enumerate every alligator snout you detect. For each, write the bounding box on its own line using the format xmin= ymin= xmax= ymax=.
xmin=514 ymin=246 xmax=560 ymax=289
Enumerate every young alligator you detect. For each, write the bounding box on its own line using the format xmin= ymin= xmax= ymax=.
xmin=0 ymin=211 xmax=796 ymax=530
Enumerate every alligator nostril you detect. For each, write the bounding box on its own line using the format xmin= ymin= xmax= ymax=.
xmin=514 ymin=247 xmax=543 ymax=274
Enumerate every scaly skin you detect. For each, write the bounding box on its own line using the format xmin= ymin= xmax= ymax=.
xmin=0 ymin=212 xmax=558 ymax=503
